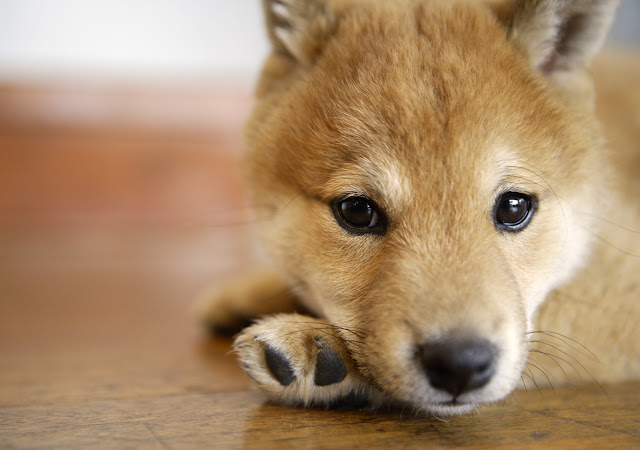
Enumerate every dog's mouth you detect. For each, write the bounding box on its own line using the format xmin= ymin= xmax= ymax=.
xmin=345 ymin=325 xmax=523 ymax=415
xmin=438 ymin=398 xmax=469 ymax=406
xmin=370 ymin=335 xmax=517 ymax=414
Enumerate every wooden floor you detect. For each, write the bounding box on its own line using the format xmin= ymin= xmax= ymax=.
xmin=1 ymin=84 xmax=639 ymax=449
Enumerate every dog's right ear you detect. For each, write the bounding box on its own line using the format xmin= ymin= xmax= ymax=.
xmin=262 ymin=0 xmax=336 ymax=67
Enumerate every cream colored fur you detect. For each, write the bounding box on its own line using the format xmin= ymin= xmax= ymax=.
xmin=197 ymin=0 xmax=639 ymax=416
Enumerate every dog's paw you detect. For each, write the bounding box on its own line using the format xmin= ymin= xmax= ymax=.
xmin=193 ymin=271 xmax=297 ymax=336
xmin=234 ymin=313 xmax=379 ymax=409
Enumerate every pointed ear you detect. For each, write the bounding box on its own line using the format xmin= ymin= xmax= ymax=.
xmin=508 ymin=0 xmax=619 ymax=75
xmin=262 ymin=0 xmax=336 ymax=66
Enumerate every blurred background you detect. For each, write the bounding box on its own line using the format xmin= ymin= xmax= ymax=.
xmin=0 ymin=2 xmax=272 ymax=285
xmin=0 ymin=0 xmax=638 ymax=333
xmin=0 ymin=1 xmax=268 ymax=84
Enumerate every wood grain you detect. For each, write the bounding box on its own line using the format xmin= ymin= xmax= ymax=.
xmin=0 ymin=83 xmax=638 ymax=449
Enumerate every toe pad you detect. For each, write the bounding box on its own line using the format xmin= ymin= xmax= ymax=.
xmin=264 ymin=344 xmax=296 ymax=386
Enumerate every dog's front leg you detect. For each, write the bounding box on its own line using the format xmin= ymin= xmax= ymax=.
xmin=194 ymin=270 xmax=298 ymax=335
xmin=234 ymin=313 xmax=383 ymax=409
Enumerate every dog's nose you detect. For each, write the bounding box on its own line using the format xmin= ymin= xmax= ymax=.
xmin=420 ymin=337 xmax=497 ymax=397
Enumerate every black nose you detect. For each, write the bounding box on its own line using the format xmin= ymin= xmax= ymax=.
xmin=420 ymin=337 xmax=497 ymax=397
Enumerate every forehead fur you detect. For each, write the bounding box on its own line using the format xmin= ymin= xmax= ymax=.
xmin=247 ymin=0 xmax=598 ymax=204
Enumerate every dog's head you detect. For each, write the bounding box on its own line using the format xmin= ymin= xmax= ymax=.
xmin=246 ymin=0 xmax=617 ymax=414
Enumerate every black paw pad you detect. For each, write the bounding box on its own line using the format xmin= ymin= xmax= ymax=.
xmin=263 ymin=344 xmax=296 ymax=386
xmin=314 ymin=346 xmax=347 ymax=386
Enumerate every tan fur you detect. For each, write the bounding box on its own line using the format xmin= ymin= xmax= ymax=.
xmin=198 ymin=0 xmax=639 ymax=415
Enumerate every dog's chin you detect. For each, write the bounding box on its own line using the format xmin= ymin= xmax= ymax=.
xmin=420 ymin=401 xmax=480 ymax=417
xmin=385 ymin=386 xmax=506 ymax=417
xmin=392 ymin=374 xmax=519 ymax=417
xmin=412 ymin=391 xmax=508 ymax=416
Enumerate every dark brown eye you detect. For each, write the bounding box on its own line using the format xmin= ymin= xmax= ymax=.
xmin=494 ymin=192 xmax=536 ymax=232
xmin=332 ymin=196 xmax=386 ymax=235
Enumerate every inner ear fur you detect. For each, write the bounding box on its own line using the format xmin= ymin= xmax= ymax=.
xmin=506 ymin=0 xmax=619 ymax=75
xmin=262 ymin=0 xmax=337 ymax=66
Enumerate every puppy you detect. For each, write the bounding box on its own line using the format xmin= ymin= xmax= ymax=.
xmin=197 ymin=0 xmax=640 ymax=416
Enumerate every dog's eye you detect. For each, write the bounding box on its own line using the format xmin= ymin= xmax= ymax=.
xmin=494 ymin=192 xmax=536 ymax=232
xmin=331 ymin=196 xmax=386 ymax=235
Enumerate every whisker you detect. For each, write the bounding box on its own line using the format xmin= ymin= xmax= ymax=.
xmin=506 ymin=174 xmax=555 ymax=197
xmin=526 ymin=360 xmax=556 ymax=394
xmin=523 ymin=366 xmax=543 ymax=395
xmin=529 ymin=349 xmax=583 ymax=383
xmin=431 ymin=413 xmax=450 ymax=423
xmin=529 ymin=340 xmax=607 ymax=395
xmin=293 ymin=321 xmax=368 ymax=339
xmin=578 ymin=224 xmax=640 ymax=258
xmin=529 ymin=349 xmax=576 ymax=389
xmin=274 ymin=324 xmax=368 ymax=354
xmin=278 ymin=177 xmax=327 ymax=220
xmin=520 ymin=375 xmax=528 ymax=392
xmin=286 ymin=323 xmax=363 ymax=336
xmin=277 ymin=327 xmax=336 ymax=340
xmin=529 ymin=339 xmax=595 ymax=369
xmin=527 ymin=330 xmax=599 ymax=361
xmin=186 ymin=204 xmax=279 ymax=229
xmin=575 ymin=211 xmax=640 ymax=235
xmin=510 ymin=388 xmax=521 ymax=406
xmin=278 ymin=324 xmax=368 ymax=346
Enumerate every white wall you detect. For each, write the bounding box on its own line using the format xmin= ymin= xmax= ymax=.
xmin=0 ymin=0 xmax=270 ymax=84
xmin=0 ymin=0 xmax=638 ymax=85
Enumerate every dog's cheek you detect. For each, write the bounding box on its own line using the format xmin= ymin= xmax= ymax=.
xmin=256 ymin=193 xmax=383 ymax=315
xmin=499 ymin=199 xmax=594 ymax=318
xmin=314 ymin=204 xmax=386 ymax=281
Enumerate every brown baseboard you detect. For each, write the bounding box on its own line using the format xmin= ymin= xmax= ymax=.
xmin=0 ymin=82 xmax=252 ymax=230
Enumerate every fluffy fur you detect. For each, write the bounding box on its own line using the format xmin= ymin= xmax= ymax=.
xmin=196 ymin=0 xmax=639 ymax=416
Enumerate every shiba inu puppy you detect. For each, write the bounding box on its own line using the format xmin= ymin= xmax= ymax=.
xmin=197 ymin=0 xmax=640 ymax=415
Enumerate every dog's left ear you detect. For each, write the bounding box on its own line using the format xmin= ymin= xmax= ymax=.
xmin=262 ymin=0 xmax=336 ymax=66
xmin=507 ymin=0 xmax=619 ymax=75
